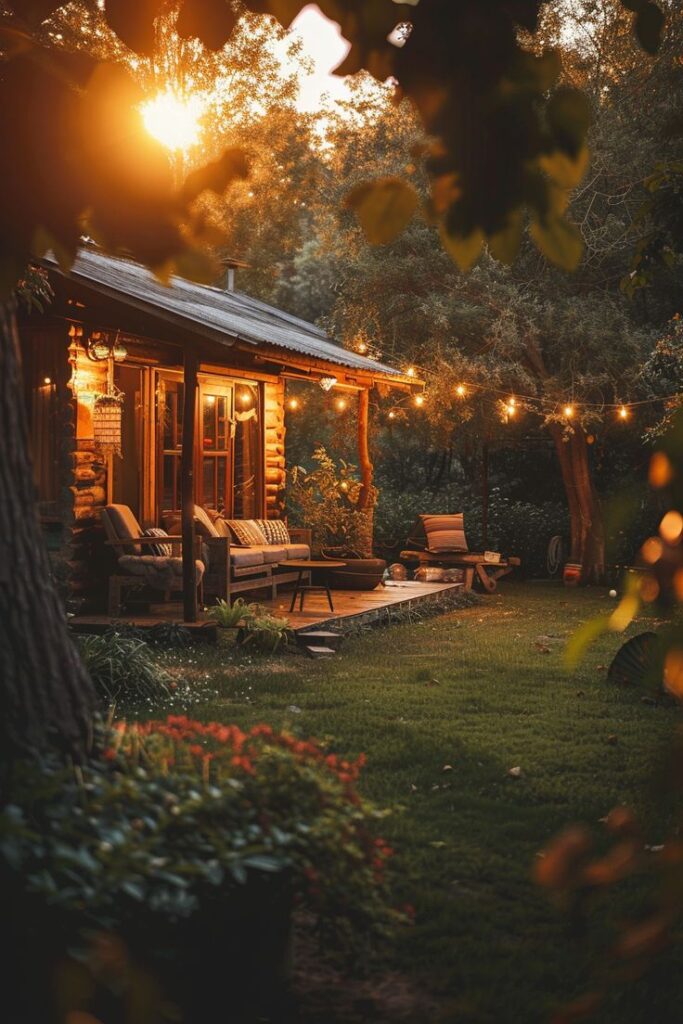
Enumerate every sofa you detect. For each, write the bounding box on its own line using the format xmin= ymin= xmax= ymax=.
xmin=161 ymin=507 xmax=312 ymax=604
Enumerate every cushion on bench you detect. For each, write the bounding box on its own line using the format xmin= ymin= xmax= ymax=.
xmin=249 ymin=544 xmax=288 ymax=564
xmin=230 ymin=548 xmax=266 ymax=569
xmin=282 ymin=543 xmax=311 ymax=560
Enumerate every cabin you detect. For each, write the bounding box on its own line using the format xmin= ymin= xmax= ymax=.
xmin=21 ymin=246 xmax=417 ymax=623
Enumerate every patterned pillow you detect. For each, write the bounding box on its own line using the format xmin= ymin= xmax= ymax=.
xmin=225 ymin=519 xmax=268 ymax=547
xmin=255 ymin=519 xmax=290 ymax=545
xmin=143 ymin=527 xmax=172 ymax=557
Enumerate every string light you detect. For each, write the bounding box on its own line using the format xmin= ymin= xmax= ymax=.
xmin=388 ymin=410 xmax=396 ymax=419
xmin=406 ymin=366 xmax=416 ymax=377
xmin=357 ymin=341 xmax=368 ymax=354
xmin=336 ymin=397 xmax=348 ymax=412
xmin=43 ymin=377 xmax=52 ymax=385
xmin=618 ymin=405 xmax=629 ymax=420
xmin=239 ymin=390 xmax=252 ymax=406
xmin=563 ymin=404 xmax=575 ymax=419
xmin=455 ymin=384 xmax=467 ymax=397
xmin=505 ymin=403 xmax=516 ymax=418
xmin=414 ymin=393 xmax=425 ymax=407
xmin=287 ymin=397 xmax=299 ymax=411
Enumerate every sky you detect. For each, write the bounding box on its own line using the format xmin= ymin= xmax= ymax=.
xmin=286 ymin=4 xmax=352 ymax=113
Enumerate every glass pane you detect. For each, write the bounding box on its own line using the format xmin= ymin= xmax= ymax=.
xmin=216 ymin=395 xmax=228 ymax=450
xmin=217 ymin=457 xmax=227 ymax=513
xmin=163 ymin=391 xmax=174 ymax=450
xmin=203 ymin=456 xmax=215 ymax=509
xmin=175 ymin=383 xmax=184 ymax=447
xmin=162 ymin=455 xmax=175 ymax=511
xmin=234 ymin=386 xmax=260 ymax=519
xmin=203 ymin=394 xmax=216 ymax=449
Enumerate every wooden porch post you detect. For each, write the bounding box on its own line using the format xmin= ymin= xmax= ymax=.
xmin=181 ymin=347 xmax=198 ymax=622
xmin=357 ymin=387 xmax=374 ymax=510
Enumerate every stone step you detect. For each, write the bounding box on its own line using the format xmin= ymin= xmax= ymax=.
xmin=302 ymin=645 xmax=337 ymax=659
xmin=297 ymin=630 xmax=344 ymax=648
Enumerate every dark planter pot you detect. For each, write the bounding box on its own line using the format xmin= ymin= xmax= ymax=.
xmin=135 ymin=870 xmax=294 ymax=1024
xmin=6 ymin=870 xmax=294 ymax=1024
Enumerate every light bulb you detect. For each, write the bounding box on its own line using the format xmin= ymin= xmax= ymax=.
xmin=618 ymin=405 xmax=629 ymax=420
xmin=406 ymin=366 xmax=416 ymax=377
xmin=456 ymin=384 xmax=466 ymax=397
xmin=336 ymin=397 xmax=348 ymax=411
xmin=288 ymin=398 xmax=299 ymax=411
xmin=563 ymin=404 xmax=575 ymax=419
xmin=414 ymin=394 xmax=425 ymax=407
xmin=43 ymin=376 xmax=52 ymax=385
xmin=388 ymin=411 xmax=396 ymax=420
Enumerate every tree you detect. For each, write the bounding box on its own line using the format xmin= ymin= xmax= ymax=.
xmin=0 ymin=0 xmax=664 ymax=760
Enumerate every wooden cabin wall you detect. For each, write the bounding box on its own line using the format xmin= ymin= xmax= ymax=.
xmin=67 ymin=332 xmax=110 ymax=611
xmin=264 ymin=379 xmax=286 ymax=519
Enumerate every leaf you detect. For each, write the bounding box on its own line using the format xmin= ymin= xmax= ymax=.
xmin=546 ymin=88 xmax=592 ymax=156
xmin=489 ymin=209 xmax=523 ymax=264
xmin=182 ymin=147 xmax=251 ymax=203
xmin=529 ymin=216 xmax=583 ymax=271
xmin=346 ymin=178 xmax=418 ymax=245
xmin=439 ymin=225 xmax=484 ymax=271
xmin=564 ymin=614 xmax=611 ymax=668
xmin=635 ymin=2 xmax=665 ymax=54
xmin=539 ymin=146 xmax=589 ymax=190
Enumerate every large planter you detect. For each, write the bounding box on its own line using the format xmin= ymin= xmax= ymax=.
xmin=6 ymin=870 xmax=293 ymax=1024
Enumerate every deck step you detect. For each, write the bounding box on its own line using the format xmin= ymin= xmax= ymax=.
xmin=297 ymin=630 xmax=344 ymax=648
xmin=302 ymin=645 xmax=337 ymax=659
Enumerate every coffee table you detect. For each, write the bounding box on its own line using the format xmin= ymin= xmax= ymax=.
xmin=281 ymin=559 xmax=346 ymax=613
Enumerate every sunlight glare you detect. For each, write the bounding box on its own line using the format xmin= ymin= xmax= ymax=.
xmin=141 ymin=89 xmax=206 ymax=152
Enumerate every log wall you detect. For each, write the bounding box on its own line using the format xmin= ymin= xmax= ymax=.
xmin=264 ymin=379 xmax=286 ymax=519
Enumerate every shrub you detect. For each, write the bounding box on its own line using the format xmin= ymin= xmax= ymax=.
xmin=238 ymin=607 xmax=292 ymax=653
xmin=1 ymin=718 xmax=399 ymax=956
xmin=288 ymin=446 xmax=376 ymax=556
xmin=77 ymin=631 xmax=172 ymax=704
xmin=206 ymin=596 xmax=253 ymax=628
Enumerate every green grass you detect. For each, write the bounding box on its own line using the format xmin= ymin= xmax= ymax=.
xmin=155 ymin=583 xmax=682 ymax=1023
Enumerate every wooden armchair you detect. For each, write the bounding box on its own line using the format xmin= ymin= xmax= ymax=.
xmin=101 ymin=504 xmax=204 ymax=616
xmin=400 ymin=513 xmax=520 ymax=593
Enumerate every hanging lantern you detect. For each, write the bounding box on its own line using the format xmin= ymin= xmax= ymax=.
xmin=93 ymin=392 xmax=124 ymax=457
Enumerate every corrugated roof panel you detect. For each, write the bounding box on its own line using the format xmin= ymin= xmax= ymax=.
xmin=44 ymin=249 xmax=405 ymax=379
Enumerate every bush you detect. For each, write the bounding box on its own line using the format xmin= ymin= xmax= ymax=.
xmin=77 ymin=630 xmax=172 ymax=704
xmin=288 ymin=446 xmax=375 ymax=556
xmin=375 ymin=485 xmax=569 ymax=577
xmin=1 ymin=718 xmax=399 ymax=955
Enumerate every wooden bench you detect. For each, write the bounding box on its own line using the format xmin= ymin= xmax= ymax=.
xmin=400 ymin=513 xmax=520 ymax=593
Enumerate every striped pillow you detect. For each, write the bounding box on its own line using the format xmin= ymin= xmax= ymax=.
xmin=420 ymin=514 xmax=468 ymax=553
xmin=143 ymin=527 xmax=172 ymax=557
xmin=225 ymin=519 xmax=268 ymax=547
xmin=256 ymin=519 xmax=290 ymax=545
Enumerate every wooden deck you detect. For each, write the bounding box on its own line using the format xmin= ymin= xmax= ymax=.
xmin=68 ymin=581 xmax=462 ymax=638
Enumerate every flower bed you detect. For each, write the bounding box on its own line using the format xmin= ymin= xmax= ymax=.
xmin=1 ymin=717 xmax=399 ymax=1022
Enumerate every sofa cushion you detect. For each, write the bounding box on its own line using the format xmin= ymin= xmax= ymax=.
xmin=118 ymin=555 xmax=204 ymax=587
xmin=255 ymin=519 xmax=290 ymax=545
xmin=249 ymin=543 xmax=288 ymax=565
xmin=230 ymin=547 xmax=266 ymax=569
xmin=225 ymin=519 xmax=268 ymax=547
xmin=283 ymin=543 xmax=311 ymax=560
xmin=193 ymin=505 xmax=220 ymax=538
xmin=103 ymin=504 xmax=144 ymax=556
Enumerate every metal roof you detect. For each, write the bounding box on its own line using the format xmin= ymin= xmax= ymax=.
xmin=42 ymin=248 xmax=406 ymax=380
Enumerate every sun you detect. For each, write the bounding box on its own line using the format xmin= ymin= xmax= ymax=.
xmin=140 ymin=89 xmax=206 ymax=152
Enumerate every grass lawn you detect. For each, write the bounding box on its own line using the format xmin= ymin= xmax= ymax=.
xmin=156 ymin=582 xmax=682 ymax=1023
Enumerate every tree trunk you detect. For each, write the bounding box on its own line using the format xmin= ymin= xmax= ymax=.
xmin=354 ymin=387 xmax=375 ymax=557
xmin=481 ymin=440 xmax=489 ymax=549
xmin=550 ymin=424 xmax=605 ymax=584
xmin=0 ymin=300 xmax=95 ymax=763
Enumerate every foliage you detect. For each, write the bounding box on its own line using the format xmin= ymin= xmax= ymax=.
xmin=237 ymin=607 xmax=292 ymax=654
xmin=206 ymin=596 xmax=253 ymax=629
xmin=0 ymin=717 xmax=398 ymax=957
xmin=77 ymin=630 xmax=172 ymax=704
xmin=207 ymin=598 xmax=292 ymax=652
xmin=288 ymin=446 xmax=376 ymax=557
xmin=374 ymin=484 xmax=569 ymax=577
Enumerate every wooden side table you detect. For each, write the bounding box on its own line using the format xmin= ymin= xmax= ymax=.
xmin=282 ymin=560 xmax=346 ymax=613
